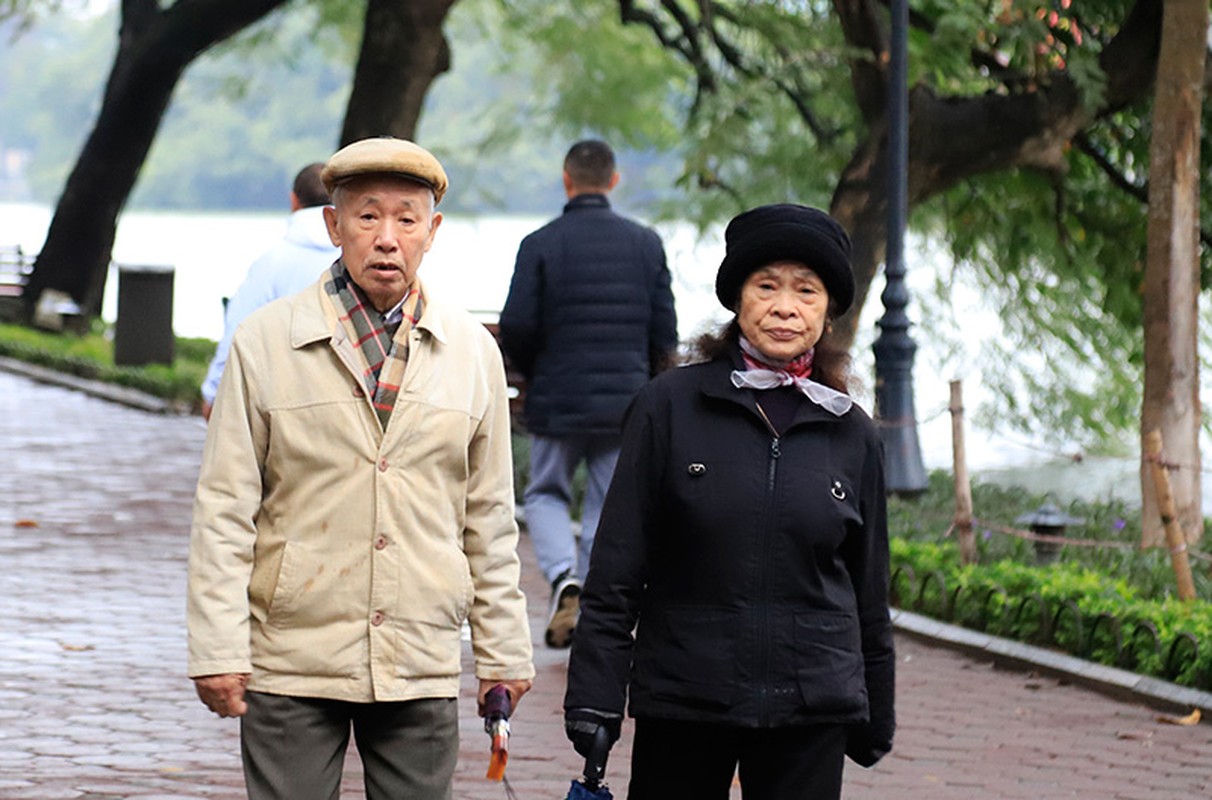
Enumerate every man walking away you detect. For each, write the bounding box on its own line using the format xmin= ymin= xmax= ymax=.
xmin=499 ymin=139 xmax=678 ymax=648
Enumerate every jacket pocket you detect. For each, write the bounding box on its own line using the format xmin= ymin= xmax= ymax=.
xmin=634 ymin=606 xmax=739 ymax=708
xmin=793 ymin=611 xmax=867 ymax=715
xmin=264 ymin=540 xmax=303 ymax=626
xmin=255 ymin=541 xmax=365 ymax=677
xmin=393 ymin=544 xmax=472 ymax=679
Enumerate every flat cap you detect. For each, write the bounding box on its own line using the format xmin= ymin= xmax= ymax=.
xmin=714 ymin=203 xmax=855 ymax=313
xmin=321 ymin=137 xmax=448 ymax=204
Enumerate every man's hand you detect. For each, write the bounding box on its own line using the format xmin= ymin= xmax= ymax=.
xmin=200 ymin=400 xmax=214 ymax=421
xmin=477 ymin=678 xmax=533 ymax=716
xmin=193 ymin=673 xmax=250 ymax=718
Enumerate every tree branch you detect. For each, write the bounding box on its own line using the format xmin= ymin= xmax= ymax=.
xmin=832 ymin=0 xmax=887 ymax=124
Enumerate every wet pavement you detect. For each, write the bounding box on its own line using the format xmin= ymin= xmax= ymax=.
xmin=1 ymin=368 xmax=1210 ymax=799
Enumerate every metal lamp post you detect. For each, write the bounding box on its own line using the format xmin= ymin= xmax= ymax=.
xmin=873 ymin=0 xmax=928 ymax=495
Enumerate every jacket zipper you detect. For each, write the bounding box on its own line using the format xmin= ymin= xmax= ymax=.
xmin=754 ymin=402 xmax=780 ymax=726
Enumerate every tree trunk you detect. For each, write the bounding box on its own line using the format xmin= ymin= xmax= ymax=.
xmin=339 ymin=0 xmax=459 ymax=145
xmin=23 ymin=0 xmax=290 ymax=321
xmin=1139 ymin=0 xmax=1207 ymax=548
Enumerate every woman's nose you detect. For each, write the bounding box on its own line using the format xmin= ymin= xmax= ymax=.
xmin=770 ymin=290 xmax=797 ymax=315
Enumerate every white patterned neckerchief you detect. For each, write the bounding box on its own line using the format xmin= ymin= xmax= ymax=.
xmin=730 ymin=336 xmax=853 ymax=416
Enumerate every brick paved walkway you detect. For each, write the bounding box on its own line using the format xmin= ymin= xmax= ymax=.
xmin=1 ymin=370 xmax=1209 ymax=799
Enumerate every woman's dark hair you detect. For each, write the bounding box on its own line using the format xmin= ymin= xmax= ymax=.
xmin=687 ymin=315 xmax=853 ymax=394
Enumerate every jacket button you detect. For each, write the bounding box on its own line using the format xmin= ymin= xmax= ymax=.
xmin=688 ymin=463 xmax=707 ymax=476
xmin=370 ymin=611 xmax=385 ymax=626
xmin=353 ymin=386 xmax=365 ymax=398
xmin=378 ymin=458 xmax=389 ymax=472
xmin=374 ymin=535 xmax=389 ymax=550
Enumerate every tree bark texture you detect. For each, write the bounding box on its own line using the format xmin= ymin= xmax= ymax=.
xmin=339 ymin=0 xmax=458 ymax=146
xmin=1139 ymin=0 xmax=1207 ymax=547
xmin=23 ymin=0 xmax=290 ymax=319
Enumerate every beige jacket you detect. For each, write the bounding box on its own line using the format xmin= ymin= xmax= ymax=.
xmin=187 ymin=278 xmax=534 ymax=702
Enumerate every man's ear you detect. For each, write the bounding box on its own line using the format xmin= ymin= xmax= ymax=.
xmin=323 ymin=206 xmax=341 ymax=247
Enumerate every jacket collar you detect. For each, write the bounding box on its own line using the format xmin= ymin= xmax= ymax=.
xmin=563 ymin=193 xmax=610 ymax=214
xmin=699 ymin=344 xmax=846 ymax=429
xmin=289 ymin=276 xmax=450 ymax=349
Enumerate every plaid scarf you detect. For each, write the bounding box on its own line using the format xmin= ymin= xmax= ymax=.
xmin=323 ymin=262 xmax=424 ymax=429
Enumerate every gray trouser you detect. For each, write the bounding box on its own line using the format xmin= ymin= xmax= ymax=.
xmin=240 ymin=691 xmax=458 ymax=800
xmin=524 ymin=432 xmax=621 ymax=585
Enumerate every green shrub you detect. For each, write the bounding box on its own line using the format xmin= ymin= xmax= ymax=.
xmin=890 ymin=537 xmax=1212 ymax=690
xmin=0 ymin=322 xmax=213 ymax=409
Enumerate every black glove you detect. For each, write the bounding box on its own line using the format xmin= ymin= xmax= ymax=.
xmin=846 ymin=719 xmax=894 ymax=768
xmin=564 ymin=707 xmax=622 ymax=758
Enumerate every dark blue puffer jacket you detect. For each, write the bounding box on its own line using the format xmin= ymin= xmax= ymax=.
xmin=499 ymin=194 xmax=679 ymax=435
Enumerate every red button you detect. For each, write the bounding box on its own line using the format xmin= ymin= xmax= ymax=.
xmin=374 ymin=535 xmax=388 ymax=550
xmin=353 ymin=386 xmax=365 ymax=398
xmin=370 ymin=611 xmax=385 ymax=626
xmin=378 ymin=458 xmax=388 ymax=472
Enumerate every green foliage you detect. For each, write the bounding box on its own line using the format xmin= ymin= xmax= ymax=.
xmin=4 ymin=0 xmax=1210 ymax=451
xmin=0 ymin=10 xmax=115 ymax=200
xmin=889 ymin=469 xmax=1212 ymax=599
xmin=889 ymin=468 xmax=1212 ymax=687
xmin=134 ymin=2 xmax=354 ymax=209
xmin=0 ymin=322 xmax=213 ymax=408
xmin=497 ymin=0 xmax=1210 ymax=448
xmin=890 ymin=536 xmax=1212 ymax=690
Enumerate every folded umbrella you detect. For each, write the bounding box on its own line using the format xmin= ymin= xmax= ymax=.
xmin=483 ymin=684 xmax=511 ymax=782
xmin=565 ymin=725 xmax=615 ymax=799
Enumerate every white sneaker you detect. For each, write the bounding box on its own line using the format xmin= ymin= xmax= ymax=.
xmin=545 ymin=574 xmax=581 ymax=648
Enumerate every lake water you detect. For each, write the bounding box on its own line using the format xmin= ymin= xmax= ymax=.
xmin=3 ymin=201 xmax=1206 ymax=515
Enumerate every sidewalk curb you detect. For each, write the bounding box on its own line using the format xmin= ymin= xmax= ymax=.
xmin=0 ymin=355 xmax=185 ymax=414
xmin=893 ymin=608 xmax=1212 ymax=721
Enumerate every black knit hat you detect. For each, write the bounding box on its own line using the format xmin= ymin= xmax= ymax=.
xmin=714 ymin=203 xmax=855 ymax=313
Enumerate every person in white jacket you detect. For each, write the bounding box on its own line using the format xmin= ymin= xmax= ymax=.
xmin=199 ymin=162 xmax=339 ymax=419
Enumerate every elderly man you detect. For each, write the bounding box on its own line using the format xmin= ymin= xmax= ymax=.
xmin=187 ymin=137 xmax=534 ymax=800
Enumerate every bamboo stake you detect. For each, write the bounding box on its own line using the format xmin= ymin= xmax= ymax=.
xmin=1144 ymin=429 xmax=1197 ymax=601
xmin=949 ymin=380 xmax=977 ymax=565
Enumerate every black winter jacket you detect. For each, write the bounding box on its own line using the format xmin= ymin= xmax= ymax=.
xmin=564 ymin=351 xmax=895 ymax=766
xmin=498 ymin=194 xmax=678 ymax=435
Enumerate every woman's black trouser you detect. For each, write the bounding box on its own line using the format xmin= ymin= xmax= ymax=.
xmin=627 ymin=717 xmax=847 ymax=800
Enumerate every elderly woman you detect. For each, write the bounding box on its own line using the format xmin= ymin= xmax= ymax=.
xmin=563 ymin=204 xmax=894 ymax=799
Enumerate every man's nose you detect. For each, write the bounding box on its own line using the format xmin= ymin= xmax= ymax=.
xmin=373 ymin=225 xmax=398 ymax=251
